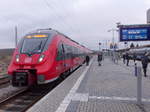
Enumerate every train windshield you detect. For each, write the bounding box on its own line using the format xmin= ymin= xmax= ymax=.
xmin=21 ymin=34 xmax=48 ymax=55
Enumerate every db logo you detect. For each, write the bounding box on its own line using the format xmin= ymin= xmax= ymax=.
xmin=25 ymin=57 xmax=32 ymax=63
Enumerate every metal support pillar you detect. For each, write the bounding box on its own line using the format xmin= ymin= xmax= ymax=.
xmin=136 ymin=66 xmax=142 ymax=105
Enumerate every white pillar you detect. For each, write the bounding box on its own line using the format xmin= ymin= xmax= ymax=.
xmin=137 ymin=66 xmax=142 ymax=105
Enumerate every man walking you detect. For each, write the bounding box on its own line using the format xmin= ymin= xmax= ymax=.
xmin=133 ymin=53 xmax=137 ymax=63
xmin=126 ymin=52 xmax=130 ymax=66
xmin=85 ymin=55 xmax=90 ymax=66
xmin=122 ymin=53 xmax=126 ymax=64
xmin=97 ymin=53 xmax=102 ymax=66
xmin=141 ymin=52 xmax=149 ymax=77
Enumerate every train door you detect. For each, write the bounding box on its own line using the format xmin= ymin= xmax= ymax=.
xmin=61 ymin=44 xmax=66 ymax=72
xmin=56 ymin=43 xmax=66 ymax=74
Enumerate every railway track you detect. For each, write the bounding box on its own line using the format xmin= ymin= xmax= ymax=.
xmin=0 ymin=76 xmax=10 ymax=86
xmin=0 ymin=78 xmax=62 ymax=112
xmin=0 ymin=65 xmax=81 ymax=112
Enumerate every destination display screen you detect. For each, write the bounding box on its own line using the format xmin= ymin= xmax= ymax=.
xmin=120 ymin=26 xmax=150 ymax=41
xmin=25 ymin=34 xmax=48 ymax=38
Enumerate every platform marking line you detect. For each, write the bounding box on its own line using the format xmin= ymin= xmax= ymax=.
xmin=55 ymin=59 xmax=93 ymax=112
xmin=68 ymin=93 xmax=150 ymax=103
xmin=71 ymin=93 xmax=89 ymax=102
xmin=89 ymin=96 xmax=150 ymax=102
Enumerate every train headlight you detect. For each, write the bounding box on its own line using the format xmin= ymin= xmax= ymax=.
xmin=38 ymin=54 xmax=45 ymax=62
xmin=16 ymin=54 xmax=20 ymax=62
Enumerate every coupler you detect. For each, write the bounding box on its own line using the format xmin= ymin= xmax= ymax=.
xmin=12 ymin=69 xmax=37 ymax=87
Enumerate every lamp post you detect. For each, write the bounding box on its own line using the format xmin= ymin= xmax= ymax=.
xmin=108 ymin=29 xmax=118 ymax=62
xmin=108 ymin=29 xmax=118 ymax=49
xmin=15 ymin=26 xmax=18 ymax=47
xmin=99 ymin=42 xmax=101 ymax=51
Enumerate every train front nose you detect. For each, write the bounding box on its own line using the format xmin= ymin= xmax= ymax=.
xmin=12 ymin=69 xmax=37 ymax=87
xmin=12 ymin=72 xmax=28 ymax=86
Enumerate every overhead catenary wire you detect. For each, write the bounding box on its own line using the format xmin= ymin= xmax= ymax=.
xmin=41 ymin=0 xmax=87 ymax=48
xmin=53 ymin=0 xmax=89 ymax=47
xmin=50 ymin=0 xmax=78 ymax=33
xmin=43 ymin=0 xmax=77 ymax=35
xmin=43 ymin=0 xmax=69 ymax=30
xmin=55 ymin=0 xmax=82 ymax=36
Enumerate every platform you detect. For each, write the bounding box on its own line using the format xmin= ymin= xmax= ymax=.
xmin=27 ymin=56 xmax=150 ymax=112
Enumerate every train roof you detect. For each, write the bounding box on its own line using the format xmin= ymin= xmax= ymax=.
xmin=28 ymin=28 xmax=57 ymax=35
xmin=28 ymin=28 xmax=91 ymax=52
xmin=129 ymin=47 xmax=150 ymax=52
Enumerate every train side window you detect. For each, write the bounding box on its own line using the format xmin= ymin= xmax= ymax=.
xmin=63 ymin=44 xmax=72 ymax=59
xmin=62 ymin=44 xmax=65 ymax=53
xmin=73 ymin=47 xmax=77 ymax=57
xmin=56 ymin=43 xmax=64 ymax=61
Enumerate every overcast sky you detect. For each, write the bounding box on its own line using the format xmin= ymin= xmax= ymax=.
xmin=0 ymin=0 xmax=150 ymax=50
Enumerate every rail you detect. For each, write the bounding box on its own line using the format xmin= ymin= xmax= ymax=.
xmin=0 ymin=75 xmax=10 ymax=86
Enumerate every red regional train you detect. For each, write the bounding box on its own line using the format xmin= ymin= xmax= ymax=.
xmin=8 ymin=29 xmax=91 ymax=87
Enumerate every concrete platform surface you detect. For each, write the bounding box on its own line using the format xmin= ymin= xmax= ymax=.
xmin=27 ymin=57 xmax=150 ymax=112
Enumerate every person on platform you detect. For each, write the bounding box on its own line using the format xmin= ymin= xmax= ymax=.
xmin=141 ymin=52 xmax=149 ymax=77
xmin=85 ymin=55 xmax=90 ymax=66
xmin=126 ymin=52 xmax=130 ymax=66
xmin=133 ymin=53 xmax=137 ymax=63
xmin=122 ymin=53 xmax=126 ymax=64
xmin=97 ymin=53 xmax=103 ymax=66
xmin=115 ymin=52 xmax=119 ymax=64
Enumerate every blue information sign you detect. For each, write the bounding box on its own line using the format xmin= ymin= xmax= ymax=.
xmin=119 ymin=25 xmax=150 ymax=41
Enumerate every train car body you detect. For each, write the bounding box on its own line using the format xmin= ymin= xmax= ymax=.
xmin=127 ymin=47 xmax=150 ymax=60
xmin=8 ymin=29 xmax=91 ymax=87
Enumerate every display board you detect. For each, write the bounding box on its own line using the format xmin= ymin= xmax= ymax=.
xmin=119 ymin=24 xmax=150 ymax=41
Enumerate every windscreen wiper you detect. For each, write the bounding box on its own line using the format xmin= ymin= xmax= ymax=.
xmin=27 ymin=41 xmax=43 ymax=56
